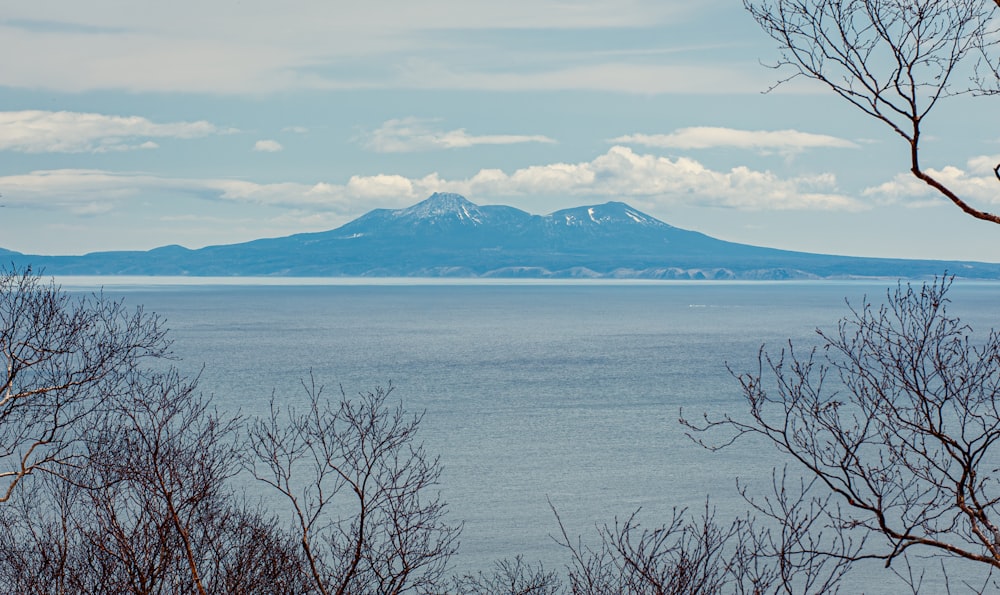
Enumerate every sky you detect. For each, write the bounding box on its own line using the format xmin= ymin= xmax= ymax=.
xmin=1 ymin=0 xmax=999 ymax=261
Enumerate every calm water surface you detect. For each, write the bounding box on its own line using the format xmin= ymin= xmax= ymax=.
xmin=66 ymin=278 xmax=1000 ymax=589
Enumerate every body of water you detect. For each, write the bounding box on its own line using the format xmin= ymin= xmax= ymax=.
xmin=66 ymin=278 xmax=1000 ymax=590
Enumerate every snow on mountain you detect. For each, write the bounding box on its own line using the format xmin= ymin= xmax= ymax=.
xmin=393 ymin=192 xmax=486 ymax=224
xmin=548 ymin=201 xmax=670 ymax=229
xmin=363 ymin=193 xmax=669 ymax=233
xmin=340 ymin=192 xmax=536 ymax=235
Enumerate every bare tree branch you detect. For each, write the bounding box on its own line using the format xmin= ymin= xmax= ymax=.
xmin=247 ymin=377 xmax=460 ymax=595
xmin=745 ymin=0 xmax=1000 ymax=225
xmin=686 ymin=276 xmax=1000 ymax=586
xmin=0 ymin=267 xmax=171 ymax=502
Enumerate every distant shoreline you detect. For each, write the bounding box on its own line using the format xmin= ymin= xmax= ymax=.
xmin=50 ymin=275 xmax=991 ymax=290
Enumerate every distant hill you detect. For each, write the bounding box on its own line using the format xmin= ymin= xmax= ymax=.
xmin=5 ymin=192 xmax=1000 ymax=279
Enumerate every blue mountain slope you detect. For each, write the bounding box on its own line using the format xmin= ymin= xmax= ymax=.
xmin=4 ymin=192 xmax=999 ymax=279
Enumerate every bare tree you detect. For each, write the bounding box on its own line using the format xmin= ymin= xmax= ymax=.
xmin=553 ymin=504 xmax=736 ymax=595
xmin=0 ymin=267 xmax=171 ymax=501
xmin=83 ymin=368 xmax=248 ymax=595
xmin=744 ymin=0 xmax=1000 ymax=224
xmin=686 ymin=277 xmax=1000 ymax=588
xmin=549 ymin=490 xmax=855 ymax=595
xmin=452 ymin=555 xmax=563 ymax=595
xmin=0 ymin=367 xmax=313 ymax=595
xmin=0 ymin=270 xmax=458 ymax=593
xmin=247 ymin=379 xmax=460 ymax=595
xmin=729 ymin=470 xmax=862 ymax=594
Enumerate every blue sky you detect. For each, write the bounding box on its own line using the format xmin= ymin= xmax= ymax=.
xmin=1 ymin=0 xmax=998 ymax=261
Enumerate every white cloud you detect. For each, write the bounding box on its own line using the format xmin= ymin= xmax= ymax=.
xmin=343 ymin=174 xmax=418 ymax=198
xmin=0 ymin=110 xmax=222 ymax=153
xmin=210 ymin=146 xmax=863 ymax=212
xmin=362 ymin=118 xmax=556 ymax=152
xmin=0 ymin=169 xmax=366 ymax=218
xmin=967 ymin=155 xmax=1000 ymax=176
xmin=0 ymin=147 xmax=863 ymax=218
xmin=282 ymin=126 xmax=309 ymax=134
xmin=253 ymin=139 xmax=284 ymax=152
xmin=612 ymin=127 xmax=859 ymax=155
xmin=864 ymin=159 xmax=1000 ymax=207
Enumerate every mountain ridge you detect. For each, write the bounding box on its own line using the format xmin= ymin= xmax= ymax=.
xmin=5 ymin=192 xmax=999 ymax=280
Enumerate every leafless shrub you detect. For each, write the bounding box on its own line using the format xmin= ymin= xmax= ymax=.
xmin=452 ymin=555 xmax=563 ymax=595
xmin=0 ymin=366 xmax=312 ymax=595
xmin=247 ymin=378 xmax=461 ymax=595
xmin=0 ymin=266 xmax=170 ymax=501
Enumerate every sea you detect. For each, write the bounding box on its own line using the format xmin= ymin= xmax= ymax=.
xmin=59 ymin=276 xmax=1000 ymax=591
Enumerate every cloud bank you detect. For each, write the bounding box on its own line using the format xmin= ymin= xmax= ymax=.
xmin=1 ymin=147 xmax=864 ymax=217
xmin=612 ymin=127 xmax=859 ymax=155
xmin=0 ymin=110 xmax=225 ymax=153
xmin=362 ymin=118 xmax=556 ymax=152
xmin=0 ymin=3 xmax=767 ymax=95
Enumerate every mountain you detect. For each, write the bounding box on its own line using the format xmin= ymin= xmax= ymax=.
xmin=6 ymin=192 xmax=1000 ymax=279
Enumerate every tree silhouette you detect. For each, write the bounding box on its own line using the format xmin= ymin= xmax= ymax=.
xmin=745 ymin=0 xmax=1000 ymax=224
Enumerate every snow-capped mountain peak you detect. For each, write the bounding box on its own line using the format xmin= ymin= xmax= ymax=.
xmin=394 ymin=192 xmax=485 ymax=224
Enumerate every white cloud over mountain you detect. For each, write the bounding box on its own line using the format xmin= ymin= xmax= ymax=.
xmin=1 ymin=147 xmax=863 ymax=216
xmin=0 ymin=111 xmax=224 ymax=153
xmin=423 ymin=146 xmax=861 ymax=210
xmin=362 ymin=118 xmax=556 ymax=152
